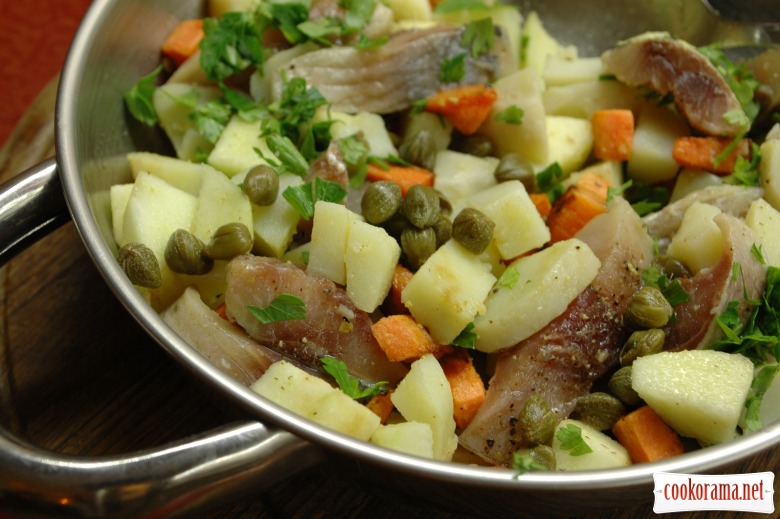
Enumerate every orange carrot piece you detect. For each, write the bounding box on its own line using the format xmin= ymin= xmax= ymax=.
xmin=439 ymin=350 xmax=486 ymax=429
xmin=371 ymin=314 xmax=451 ymax=363
xmin=384 ymin=263 xmax=414 ymax=315
xmin=424 ymin=84 xmax=498 ymax=135
xmin=672 ymin=136 xmax=751 ymax=174
xmin=546 ymin=173 xmax=610 ymax=243
xmin=612 ymin=405 xmax=685 ymax=464
xmin=215 ymin=302 xmax=228 ymax=320
xmin=591 ymin=109 xmax=635 ymax=161
xmin=365 ymin=163 xmax=434 ymax=196
xmin=366 ymin=392 xmax=395 ymax=424
xmin=529 ymin=192 xmax=552 ymax=219
xmin=161 ymin=19 xmax=205 ymax=67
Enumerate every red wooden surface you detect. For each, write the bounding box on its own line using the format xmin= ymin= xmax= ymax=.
xmin=0 ymin=0 xmax=93 ymax=147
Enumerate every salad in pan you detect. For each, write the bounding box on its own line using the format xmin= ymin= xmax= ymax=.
xmin=119 ymin=0 xmax=780 ymax=471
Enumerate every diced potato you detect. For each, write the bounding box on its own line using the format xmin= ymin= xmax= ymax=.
xmin=433 ymin=150 xmax=499 ymax=208
xmin=464 ymin=181 xmax=550 ymax=260
xmin=522 ymin=11 xmax=577 ymax=76
xmin=746 ymin=198 xmax=780 ymax=267
xmin=759 ymin=138 xmax=780 ymax=211
xmin=553 ymin=419 xmax=631 ymax=471
xmin=758 ymin=364 xmax=780 ymax=427
xmin=282 ymin=241 xmax=311 ymax=266
xmin=190 ymin=167 xmax=253 ymax=243
xmin=307 ymin=201 xmax=363 ymax=284
xmin=315 ymin=107 xmax=398 ymax=159
xmin=344 ymin=220 xmax=401 ymax=312
xmin=666 ymin=202 xmax=723 ymax=274
xmin=208 ymin=0 xmax=256 ymax=16
xmin=370 ymin=422 xmax=435 ymax=459
xmin=543 ymin=80 xmax=643 ymax=119
xmin=563 ymin=161 xmax=623 ymax=191
xmin=542 ymin=57 xmax=605 ymax=87
xmin=478 ymin=68 xmax=548 ymax=164
xmin=474 ymin=239 xmax=600 ymax=352
xmin=384 ymin=0 xmax=432 ymax=21
xmin=208 ymin=116 xmax=274 ymax=177
xmin=401 ymin=111 xmax=452 ymax=154
xmin=390 ymin=354 xmax=458 ymax=461
xmin=152 ymin=83 xmax=222 ymax=161
xmin=127 ymin=151 xmax=208 ymax=196
xmin=536 ymin=115 xmax=594 ymax=175
xmin=632 ymin=350 xmax=754 ymax=445
xmin=670 ymin=169 xmax=722 ymax=203
xmin=251 ymin=360 xmax=381 ymax=441
xmin=110 ymin=183 xmax=134 ymax=245
xmin=402 ymin=241 xmax=496 ymax=345
xmin=627 ymin=102 xmax=689 ymax=184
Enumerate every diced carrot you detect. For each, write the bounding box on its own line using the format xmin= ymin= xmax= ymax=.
xmin=161 ymin=19 xmax=205 ymax=67
xmin=365 ymin=163 xmax=434 ymax=196
xmin=366 ymin=391 xmax=395 ymax=424
xmin=546 ymin=173 xmax=610 ymax=243
xmin=672 ymin=136 xmax=751 ymax=174
xmin=384 ymin=263 xmax=414 ymax=315
xmin=529 ymin=192 xmax=552 ymax=219
xmin=424 ymin=84 xmax=498 ymax=135
xmin=371 ymin=314 xmax=451 ymax=363
xmin=439 ymin=350 xmax=486 ymax=429
xmin=591 ymin=109 xmax=635 ymax=161
xmin=215 ymin=302 xmax=228 ymax=321
xmin=612 ymin=405 xmax=685 ymax=464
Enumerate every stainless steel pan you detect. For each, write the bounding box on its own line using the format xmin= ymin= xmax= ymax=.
xmin=1 ymin=0 xmax=779 ymax=517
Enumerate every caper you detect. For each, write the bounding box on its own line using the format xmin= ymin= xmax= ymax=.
xmin=380 ymin=210 xmax=410 ymax=239
xmin=205 ymin=222 xmax=253 ymax=260
xmin=624 ymin=286 xmax=673 ymax=329
xmin=431 ymin=214 xmax=452 ymax=248
xmin=529 ymin=444 xmax=556 ymax=471
xmin=435 ymin=189 xmax=453 ymax=217
xmin=620 ymin=328 xmax=665 ymax=366
xmin=494 ymin=153 xmax=536 ymax=191
xmin=452 ymin=207 xmax=495 ymax=254
xmin=652 ymin=254 xmax=691 ymax=279
xmin=402 ymin=184 xmax=440 ymax=229
xmin=518 ymin=394 xmax=557 ymax=445
xmin=608 ymin=366 xmax=644 ymax=407
xmin=399 ymin=129 xmax=437 ymax=171
xmin=243 ymin=164 xmax=279 ymax=206
xmin=400 ymin=226 xmax=437 ymax=270
xmin=362 ymin=181 xmax=402 ymax=225
xmin=118 ymin=243 xmax=162 ymax=288
xmin=165 ymin=229 xmax=213 ymax=275
xmin=573 ymin=392 xmax=626 ymax=431
xmin=452 ymin=133 xmax=494 ymax=157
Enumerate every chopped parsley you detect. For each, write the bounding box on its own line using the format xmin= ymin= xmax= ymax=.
xmin=266 ymin=75 xmax=329 ymax=146
xmin=124 ymin=66 xmax=163 ymax=126
xmin=262 ymin=133 xmax=310 ymax=177
xmin=723 ymin=143 xmax=761 ymax=186
xmin=536 ymin=162 xmax=565 ymax=203
xmin=283 ymin=178 xmax=348 ymax=220
xmin=461 ymin=17 xmax=494 ymax=58
xmin=698 ymin=43 xmax=761 ymax=127
xmin=200 ymin=11 xmax=266 ymax=82
xmin=641 ymin=267 xmax=691 ymax=306
xmin=512 ymin=452 xmax=550 ymax=476
xmin=247 ymin=294 xmax=306 ymax=323
xmin=493 ymin=105 xmax=524 ymax=125
xmin=354 ymin=33 xmax=389 ymax=50
xmin=452 ymin=322 xmax=477 ymax=349
xmin=624 ymin=182 xmax=670 ymax=217
xmin=556 ymin=423 xmax=592 ymax=456
xmin=440 ymin=53 xmax=467 ymax=83
xmin=190 ymin=98 xmax=233 ymax=143
xmin=321 ymin=356 xmax=388 ymax=400
xmin=496 ymin=266 xmax=520 ymax=289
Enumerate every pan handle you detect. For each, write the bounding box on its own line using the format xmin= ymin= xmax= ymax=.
xmin=0 ymin=161 xmax=324 ymax=517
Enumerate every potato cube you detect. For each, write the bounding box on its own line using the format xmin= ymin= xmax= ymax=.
xmin=208 ymin=116 xmax=274 ymax=177
xmin=110 ymin=183 xmax=134 ymax=245
xmin=370 ymin=422 xmax=435 ymax=459
xmin=310 ymin=391 xmax=381 ymax=441
xmin=632 ymin=350 xmax=754 ymax=445
xmin=153 ymin=83 xmax=221 ymax=161
xmin=474 ymin=238 xmax=600 ymax=352
xmin=433 ymin=150 xmax=499 ymax=208
xmin=402 ymin=241 xmax=496 ymax=345
xmin=746 ymin=198 xmax=780 ymax=267
xmin=307 ymin=201 xmax=363 ymax=284
xmin=759 ymin=139 xmax=780 ymax=211
xmin=627 ymin=102 xmax=689 ymax=183
xmin=317 ymin=107 xmax=398 ymax=159
xmin=127 ymin=151 xmax=208 ymax=196
xmin=383 ymin=0 xmax=432 ymax=22
xmin=345 ymin=220 xmax=401 ymax=313
xmin=521 ymin=11 xmax=577 ymax=75
xmin=543 ymin=57 xmax=605 ymax=87
xmin=553 ymin=419 xmax=631 ymax=471
xmin=538 ymin=115 xmax=594 ymax=175
xmin=666 ymin=202 xmax=723 ymax=274
xmin=191 ymin=167 xmax=253 ymax=243
xmin=543 ymin=80 xmax=643 ymax=119
xmin=670 ymin=169 xmax=722 ymax=203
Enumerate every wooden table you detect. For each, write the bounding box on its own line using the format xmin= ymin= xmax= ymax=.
xmin=0 ymin=79 xmax=777 ymax=519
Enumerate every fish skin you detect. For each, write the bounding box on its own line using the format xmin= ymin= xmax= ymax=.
xmin=224 ymin=255 xmax=408 ymax=384
xmin=459 ymin=199 xmax=653 ymax=466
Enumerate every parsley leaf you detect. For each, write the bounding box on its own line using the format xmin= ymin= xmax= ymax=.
xmin=723 ymin=142 xmax=761 ymax=186
xmin=452 ymin=322 xmax=477 ymax=349
xmin=556 ymin=423 xmax=592 ymax=456
xmin=625 ymin=182 xmax=670 ymax=216
xmin=321 ymin=355 xmax=388 ymax=400
xmin=536 ymin=162 xmax=565 ymax=203
xmin=440 ymin=53 xmax=467 ymax=83
xmin=354 ymin=33 xmax=388 ymax=50
xmin=340 ymin=0 xmax=378 ymax=35
xmin=267 ymin=2 xmax=309 ymax=44
xmin=124 ymin=66 xmax=162 ymax=126
xmin=268 ymin=75 xmax=328 ymax=145
xmin=461 ymin=17 xmax=494 ymax=58
xmin=200 ymin=11 xmax=266 ymax=82
xmin=190 ymin=98 xmax=233 ymax=143
xmin=512 ymin=452 xmax=550 ymax=476
xmin=641 ymin=267 xmax=691 ymax=306
xmin=494 ymin=105 xmax=524 ymax=125
xmin=264 ymin=133 xmax=310 ymax=177
xmin=496 ymin=266 xmax=520 ymax=289
xmin=744 ymin=363 xmax=779 ymax=431
xmin=283 ymin=178 xmax=348 ymax=219
xmin=247 ymin=294 xmax=306 ymax=323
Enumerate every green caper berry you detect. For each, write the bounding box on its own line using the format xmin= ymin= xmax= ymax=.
xmin=362 ymin=181 xmax=402 ymax=225
xmin=518 ymin=394 xmax=557 ymax=445
xmin=400 ymin=226 xmax=437 ymax=270
xmin=165 ymin=229 xmax=214 ymax=275
xmin=431 ymin=214 xmax=452 ymax=248
xmin=620 ymin=328 xmax=665 ymax=366
xmin=652 ymin=254 xmax=692 ymax=279
xmin=453 ymin=134 xmax=494 ymax=157
xmin=608 ymin=366 xmax=644 ymax=407
xmin=118 ymin=243 xmax=162 ymax=288
xmin=435 ymin=189 xmax=453 ymax=217
xmin=402 ymin=184 xmax=440 ymax=229
xmin=624 ymin=286 xmax=673 ymax=329
xmin=399 ymin=129 xmax=437 ymax=171
xmin=243 ymin=164 xmax=279 ymax=206
xmin=494 ymin=153 xmax=536 ymax=191
xmin=573 ymin=392 xmax=626 ymax=431
xmin=452 ymin=207 xmax=495 ymax=255
xmin=529 ymin=444 xmax=556 ymax=471
xmin=380 ymin=210 xmax=410 ymax=239
xmin=205 ymin=222 xmax=253 ymax=260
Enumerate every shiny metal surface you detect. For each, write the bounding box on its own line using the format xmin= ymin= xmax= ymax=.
xmin=0 ymin=0 xmax=777 ymax=516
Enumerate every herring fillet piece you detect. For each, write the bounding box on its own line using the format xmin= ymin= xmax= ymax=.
xmin=459 ymin=199 xmax=653 ymax=466
xmin=276 ymin=25 xmax=511 ymax=114
xmin=225 ymin=255 xmax=408 ymax=384
xmin=162 ymin=287 xmax=282 ymax=386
